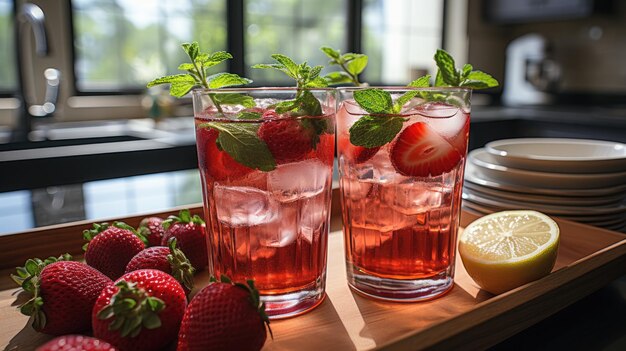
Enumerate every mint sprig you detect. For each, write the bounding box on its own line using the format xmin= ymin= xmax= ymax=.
xmin=431 ymin=49 xmax=499 ymax=89
xmin=321 ymin=47 xmax=368 ymax=86
xmin=146 ymin=42 xmax=252 ymax=112
xmin=148 ymin=42 xmax=276 ymax=171
xmin=349 ymin=89 xmax=405 ymax=148
xmin=349 ymin=49 xmax=499 ymax=149
xmin=252 ymin=54 xmax=329 ymax=147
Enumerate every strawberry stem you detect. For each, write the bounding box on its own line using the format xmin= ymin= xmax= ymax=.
xmin=97 ymin=280 xmax=165 ymax=338
xmin=12 ymin=254 xmax=73 ymax=330
xmin=166 ymin=238 xmax=195 ymax=292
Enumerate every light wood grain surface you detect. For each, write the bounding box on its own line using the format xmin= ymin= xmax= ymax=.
xmin=1 ymin=211 xmax=625 ymax=351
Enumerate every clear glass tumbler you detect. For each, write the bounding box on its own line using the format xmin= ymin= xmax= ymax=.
xmin=337 ymin=87 xmax=471 ymax=301
xmin=193 ymin=88 xmax=335 ymax=318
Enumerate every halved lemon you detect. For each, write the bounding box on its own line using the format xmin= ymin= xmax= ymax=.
xmin=459 ymin=210 xmax=560 ymax=295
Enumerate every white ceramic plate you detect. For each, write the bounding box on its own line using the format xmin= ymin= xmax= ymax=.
xmin=462 ymin=191 xmax=626 ymax=216
xmin=464 ymin=156 xmax=626 ymax=196
xmin=463 ymin=187 xmax=626 ymax=212
xmin=469 ymin=148 xmax=626 ymax=189
xmin=485 ymin=138 xmax=626 ymax=173
xmin=461 ymin=196 xmax=625 ymax=224
xmin=463 ymin=182 xmax=626 ymax=207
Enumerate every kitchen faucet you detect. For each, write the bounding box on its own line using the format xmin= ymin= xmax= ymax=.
xmin=12 ymin=2 xmax=61 ymax=142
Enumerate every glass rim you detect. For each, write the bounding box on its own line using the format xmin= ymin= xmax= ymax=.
xmin=336 ymin=86 xmax=472 ymax=93
xmin=192 ymin=87 xmax=336 ymax=95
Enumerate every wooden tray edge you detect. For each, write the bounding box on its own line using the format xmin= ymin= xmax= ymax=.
xmin=379 ymin=238 xmax=626 ymax=350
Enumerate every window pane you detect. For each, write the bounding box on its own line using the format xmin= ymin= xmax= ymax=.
xmin=72 ymin=0 xmax=227 ymax=92
xmin=245 ymin=0 xmax=347 ymax=84
xmin=0 ymin=0 xmax=16 ymax=93
xmin=362 ymin=0 xmax=444 ymax=85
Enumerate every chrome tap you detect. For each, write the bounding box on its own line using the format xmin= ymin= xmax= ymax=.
xmin=19 ymin=2 xmax=60 ymax=118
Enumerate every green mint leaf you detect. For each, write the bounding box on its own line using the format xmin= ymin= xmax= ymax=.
xmin=324 ymin=71 xmax=353 ymax=85
xmin=434 ymin=49 xmax=459 ymax=86
xmin=237 ymin=111 xmax=262 ymax=120
xmin=408 ymin=74 xmax=432 ymax=88
xmin=349 ymin=115 xmax=404 ymax=148
xmin=170 ymin=80 xmax=197 ymax=98
xmin=213 ymin=93 xmax=255 ymax=108
xmin=346 ymin=54 xmax=368 ymax=76
xmin=274 ymin=100 xmax=299 ymax=114
xmin=393 ymin=75 xmax=433 ymax=111
xmin=207 ymin=73 xmax=252 ymax=89
xmin=182 ymin=42 xmax=199 ymax=60
xmin=274 ymin=90 xmax=323 ymax=116
xmin=309 ymin=66 xmax=323 ymax=80
xmin=251 ymin=63 xmax=282 ymax=70
xmin=206 ymin=123 xmax=276 ymax=171
xmin=200 ymin=51 xmax=233 ymax=68
xmin=270 ymin=54 xmax=299 ymax=78
xmin=177 ymin=63 xmax=196 ymax=71
xmin=434 ymin=69 xmax=446 ymax=87
xmin=462 ymin=64 xmax=473 ymax=79
xmin=293 ymin=90 xmax=323 ymax=116
xmin=321 ymin=46 xmax=341 ymax=60
xmin=304 ymin=76 xmax=329 ymax=88
xmin=462 ymin=70 xmax=499 ymax=89
xmin=353 ymin=88 xmax=393 ymax=114
xmin=147 ymin=74 xmax=196 ymax=88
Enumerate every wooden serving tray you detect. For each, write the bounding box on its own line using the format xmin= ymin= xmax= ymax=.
xmin=0 ymin=201 xmax=625 ymax=350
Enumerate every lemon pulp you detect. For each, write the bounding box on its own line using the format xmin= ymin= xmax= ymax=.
xmin=459 ymin=210 xmax=560 ymax=295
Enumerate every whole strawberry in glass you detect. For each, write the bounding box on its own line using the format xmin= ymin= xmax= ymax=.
xmin=83 ymin=222 xmax=146 ymax=280
xmin=177 ymin=276 xmax=271 ymax=351
xmin=161 ymin=209 xmax=207 ymax=270
xmin=125 ymin=238 xmax=195 ymax=294
xmin=11 ymin=255 xmax=112 ymax=335
xmin=93 ymin=269 xmax=187 ymax=351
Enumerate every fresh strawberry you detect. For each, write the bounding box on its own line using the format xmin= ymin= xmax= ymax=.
xmin=125 ymin=238 xmax=195 ymax=294
xmin=137 ymin=217 xmax=165 ymax=247
xmin=177 ymin=276 xmax=271 ymax=351
xmin=161 ymin=209 xmax=208 ymax=270
xmin=36 ymin=335 xmax=118 ymax=351
xmin=390 ymin=122 xmax=462 ymax=177
xmin=197 ymin=128 xmax=253 ymax=180
xmin=83 ymin=222 xmax=146 ymax=280
xmin=93 ymin=269 xmax=187 ymax=351
xmin=11 ymin=255 xmax=112 ymax=335
xmin=338 ymin=133 xmax=380 ymax=164
xmin=257 ymin=113 xmax=314 ymax=164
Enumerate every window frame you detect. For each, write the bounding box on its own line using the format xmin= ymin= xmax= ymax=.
xmin=6 ymin=0 xmax=453 ymax=125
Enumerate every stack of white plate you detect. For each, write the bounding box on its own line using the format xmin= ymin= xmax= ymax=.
xmin=463 ymin=138 xmax=626 ymax=232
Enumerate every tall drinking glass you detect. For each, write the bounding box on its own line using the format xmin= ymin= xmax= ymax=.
xmin=337 ymin=87 xmax=471 ymax=301
xmin=193 ymin=88 xmax=335 ymax=318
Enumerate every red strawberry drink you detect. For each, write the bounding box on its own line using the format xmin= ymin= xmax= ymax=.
xmin=337 ymin=87 xmax=471 ymax=301
xmin=193 ymin=88 xmax=335 ymax=318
